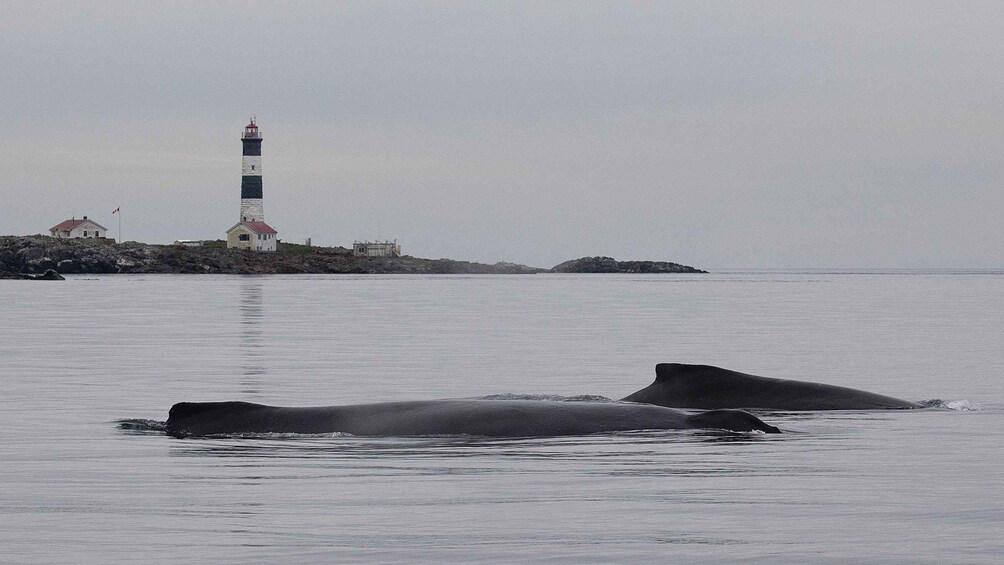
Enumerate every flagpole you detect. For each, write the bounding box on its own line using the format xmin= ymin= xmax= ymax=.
xmin=112 ymin=207 xmax=121 ymax=243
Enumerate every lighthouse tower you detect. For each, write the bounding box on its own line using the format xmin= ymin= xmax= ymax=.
xmin=226 ymin=116 xmax=278 ymax=251
xmin=240 ymin=117 xmax=264 ymax=222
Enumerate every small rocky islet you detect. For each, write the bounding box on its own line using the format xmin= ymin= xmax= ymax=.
xmin=550 ymin=256 xmax=706 ymax=274
xmin=0 ymin=236 xmax=704 ymax=278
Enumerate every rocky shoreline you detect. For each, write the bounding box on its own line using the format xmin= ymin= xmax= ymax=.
xmin=0 ymin=236 xmax=705 ymax=277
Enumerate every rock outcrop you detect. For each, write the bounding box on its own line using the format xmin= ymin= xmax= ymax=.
xmin=26 ymin=269 xmax=66 ymax=280
xmin=550 ymin=256 xmax=705 ymax=274
xmin=0 ymin=236 xmax=545 ymax=276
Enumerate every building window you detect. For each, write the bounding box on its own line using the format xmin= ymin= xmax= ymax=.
xmin=239 ymin=234 xmax=249 ymax=241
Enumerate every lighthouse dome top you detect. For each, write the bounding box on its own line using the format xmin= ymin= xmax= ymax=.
xmin=243 ymin=116 xmax=260 ymax=138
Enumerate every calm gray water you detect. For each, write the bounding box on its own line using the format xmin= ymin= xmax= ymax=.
xmin=1 ymin=272 xmax=1001 ymax=564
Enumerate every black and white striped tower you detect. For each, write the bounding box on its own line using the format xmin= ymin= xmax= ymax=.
xmin=240 ymin=117 xmax=264 ymax=222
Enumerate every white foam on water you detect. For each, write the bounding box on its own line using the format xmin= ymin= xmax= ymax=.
xmin=944 ymin=399 xmax=981 ymax=411
xmin=919 ymin=398 xmax=983 ymax=411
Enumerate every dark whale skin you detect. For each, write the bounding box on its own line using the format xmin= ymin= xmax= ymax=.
xmin=166 ymin=399 xmax=780 ymax=438
xmin=622 ymin=363 xmax=921 ymax=410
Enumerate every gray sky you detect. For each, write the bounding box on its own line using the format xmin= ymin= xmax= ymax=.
xmin=2 ymin=1 xmax=1001 ymax=268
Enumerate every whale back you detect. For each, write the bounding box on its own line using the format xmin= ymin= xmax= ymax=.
xmin=621 ymin=363 xmax=920 ymax=410
xmin=165 ymin=398 xmax=783 ymax=437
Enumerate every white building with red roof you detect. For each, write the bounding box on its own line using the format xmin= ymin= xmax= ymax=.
xmin=226 ymin=221 xmax=278 ymax=252
xmin=49 ymin=216 xmax=108 ymax=239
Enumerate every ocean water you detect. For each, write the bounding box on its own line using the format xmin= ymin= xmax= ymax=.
xmin=0 ymin=272 xmax=1001 ymax=564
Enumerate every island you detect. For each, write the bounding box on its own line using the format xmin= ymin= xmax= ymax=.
xmin=551 ymin=256 xmax=706 ymax=274
xmin=0 ymin=236 xmax=705 ymax=277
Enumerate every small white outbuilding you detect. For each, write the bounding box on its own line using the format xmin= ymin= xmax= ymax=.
xmin=353 ymin=240 xmax=401 ymax=257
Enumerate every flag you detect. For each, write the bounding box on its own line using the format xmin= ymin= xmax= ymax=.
xmin=112 ymin=207 xmax=120 ymax=214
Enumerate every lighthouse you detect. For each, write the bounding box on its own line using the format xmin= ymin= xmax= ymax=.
xmin=226 ymin=117 xmax=278 ymax=251
xmin=240 ymin=117 xmax=264 ymax=221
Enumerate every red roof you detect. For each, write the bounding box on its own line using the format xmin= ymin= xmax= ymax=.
xmin=237 ymin=221 xmax=277 ymax=234
xmin=50 ymin=218 xmax=107 ymax=231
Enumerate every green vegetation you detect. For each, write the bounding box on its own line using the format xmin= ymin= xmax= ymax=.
xmin=167 ymin=238 xmax=344 ymax=255
xmin=277 ymin=240 xmax=317 ymax=254
xmin=277 ymin=241 xmax=348 ymax=255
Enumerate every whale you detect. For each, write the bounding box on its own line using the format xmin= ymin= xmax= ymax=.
xmin=165 ymin=399 xmax=781 ymax=438
xmin=622 ymin=363 xmax=921 ymax=410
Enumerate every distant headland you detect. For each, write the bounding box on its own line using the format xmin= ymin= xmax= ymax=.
xmin=0 ymin=236 xmax=705 ymax=278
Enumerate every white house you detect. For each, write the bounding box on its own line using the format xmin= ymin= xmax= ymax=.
xmin=49 ymin=216 xmax=108 ymax=239
xmin=226 ymin=221 xmax=278 ymax=252
xmin=353 ymin=240 xmax=402 ymax=257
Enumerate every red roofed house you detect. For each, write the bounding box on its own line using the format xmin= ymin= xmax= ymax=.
xmin=226 ymin=221 xmax=278 ymax=252
xmin=49 ymin=216 xmax=108 ymax=239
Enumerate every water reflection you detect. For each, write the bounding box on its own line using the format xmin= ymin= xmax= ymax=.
xmin=239 ymin=280 xmax=265 ymax=393
xmin=163 ymin=429 xmax=784 ymax=460
xmin=160 ymin=430 xmax=812 ymax=485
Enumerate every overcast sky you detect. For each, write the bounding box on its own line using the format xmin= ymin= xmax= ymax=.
xmin=2 ymin=1 xmax=1001 ymax=268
